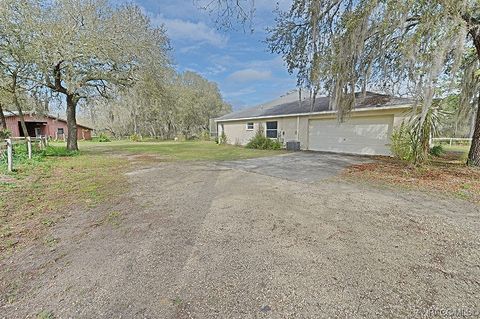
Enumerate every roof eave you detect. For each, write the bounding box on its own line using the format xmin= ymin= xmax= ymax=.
xmin=215 ymin=104 xmax=413 ymax=122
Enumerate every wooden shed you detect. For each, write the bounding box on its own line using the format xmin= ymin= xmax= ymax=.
xmin=3 ymin=112 xmax=93 ymax=140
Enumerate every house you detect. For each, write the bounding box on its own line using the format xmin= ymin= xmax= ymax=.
xmin=3 ymin=112 xmax=93 ymax=140
xmin=215 ymin=91 xmax=414 ymax=156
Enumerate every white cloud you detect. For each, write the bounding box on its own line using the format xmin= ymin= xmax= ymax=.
xmin=228 ymin=68 xmax=272 ymax=82
xmin=178 ymin=44 xmax=202 ymax=54
xmin=205 ymin=64 xmax=227 ymax=75
xmin=151 ymin=15 xmax=228 ymax=47
xmin=223 ymin=87 xmax=257 ymax=98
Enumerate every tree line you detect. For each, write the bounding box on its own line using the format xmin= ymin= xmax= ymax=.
xmin=0 ymin=0 xmax=230 ymax=150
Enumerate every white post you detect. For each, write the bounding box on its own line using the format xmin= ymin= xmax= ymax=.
xmin=6 ymin=138 xmax=13 ymax=172
xmin=27 ymin=136 xmax=32 ymax=159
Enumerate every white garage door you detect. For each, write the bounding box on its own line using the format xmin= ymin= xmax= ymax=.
xmin=308 ymin=116 xmax=393 ymax=155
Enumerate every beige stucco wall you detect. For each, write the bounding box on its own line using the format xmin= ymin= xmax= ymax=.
xmin=216 ymin=106 xmax=411 ymax=151
xmin=218 ymin=121 xmax=258 ymax=145
xmin=218 ymin=117 xmax=307 ymax=147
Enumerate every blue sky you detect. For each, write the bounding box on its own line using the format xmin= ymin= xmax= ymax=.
xmin=124 ymin=0 xmax=296 ymax=110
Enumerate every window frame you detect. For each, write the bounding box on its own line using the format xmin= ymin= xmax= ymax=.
xmin=246 ymin=122 xmax=254 ymax=131
xmin=57 ymin=128 xmax=64 ymax=135
xmin=266 ymin=121 xmax=278 ymax=139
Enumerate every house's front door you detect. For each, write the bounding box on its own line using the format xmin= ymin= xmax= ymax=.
xmin=34 ymin=127 xmax=42 ymax=137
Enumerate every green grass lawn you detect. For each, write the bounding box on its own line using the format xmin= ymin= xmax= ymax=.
xmin=66 ymin=140 xmax=285 ymax=161
xmin=440 ymin=144 xmax=471 ymax=153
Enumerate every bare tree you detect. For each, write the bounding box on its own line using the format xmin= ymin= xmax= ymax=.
xmin=195 ymin=0 xmax=256 ymax=31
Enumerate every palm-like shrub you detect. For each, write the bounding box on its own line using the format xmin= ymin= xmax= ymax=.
xmin=391 ymin=105 xmax=449 ymax=165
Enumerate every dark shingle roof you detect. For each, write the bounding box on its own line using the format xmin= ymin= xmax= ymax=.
xmin=217 ymin=91 xmax=414 ymax=121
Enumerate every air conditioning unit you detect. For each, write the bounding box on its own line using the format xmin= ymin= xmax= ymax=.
xmin=286 ymin=140 xmax=300 ymax=151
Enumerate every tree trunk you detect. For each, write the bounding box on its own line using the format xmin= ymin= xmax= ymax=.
xmin=11 ymin=72 xmax=29 ymax=137
xmin=0 ymin=103 xmax=7 ymax=130
xmin=66 ymin=94 xmax=78 ymax=151
xmin=12 ymin=92 xmax=29 ymax=137
xmin=467 ymin=99 xmax=480 ymax=166
xmin=468 ymin=34 xmax=480 ymax=166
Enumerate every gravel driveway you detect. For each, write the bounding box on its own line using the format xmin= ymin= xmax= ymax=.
xmin=1 ymin=157 xmax=479 ymax=318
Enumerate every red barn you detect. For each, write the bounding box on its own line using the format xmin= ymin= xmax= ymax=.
xmin=3 ymin=112 xmax=93 ymax=140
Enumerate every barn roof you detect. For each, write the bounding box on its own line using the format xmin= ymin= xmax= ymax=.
xmin=216 ymin=91 xmax=414 ymax=121
xmin=2 ymin=111 xmax=94 ymax=130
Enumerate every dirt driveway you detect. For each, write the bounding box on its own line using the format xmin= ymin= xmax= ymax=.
xmin=1 ymin=155 xmax=480 ymax=318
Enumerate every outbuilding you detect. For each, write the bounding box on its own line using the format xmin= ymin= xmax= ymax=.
xmin=215 ymin=91 xmax=413 ymax=156
xmin=3 ymin=112 xmax=93 ymax=140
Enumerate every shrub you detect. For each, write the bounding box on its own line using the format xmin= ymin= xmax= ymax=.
xmin=0 ymin=129 xmax=11 ymax=139
xmin=218 ymin=131 xmax=227 ymax=144
xmin=98 ymin=133 xmax=111 ymax=142
xmin=129 ymin=133 xmax=142 ymax=142
xmin=42 ymin=145 xmax=78 ymax=157
xmin=390 ymin=124 xmax=415 ymax=162
xmin=200 ymin=131 xmax=211 ymax=141
xmin=246 ymin=131 xmax=282 ymax=150
xmin=429 ymin=145 xmax=444 ymax=157
xmin=0 ymin=144 xmax=36 ymax=166
xmin=0 ymin=144 xmax=77 ymax=172
xmin=175 ymin=134 xmax=186 ymax=142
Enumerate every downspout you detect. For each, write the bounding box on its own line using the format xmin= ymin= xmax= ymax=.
xmin=296 ymin=116 xmax=299 ymax=141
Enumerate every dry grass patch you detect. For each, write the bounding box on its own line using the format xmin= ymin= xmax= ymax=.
xmin=0 ymin=153 xmax=129 ymax=258
xmin=344 ymin=153 xmax=480 ymax=204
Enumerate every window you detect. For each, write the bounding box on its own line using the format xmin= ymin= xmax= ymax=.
xmin=246 ymin=122 xmax=254 ymax=130
xmin=57 ymin=128 xmax=64 ymax=135
xmin=266 ymin=121 xmax=278 ymax=138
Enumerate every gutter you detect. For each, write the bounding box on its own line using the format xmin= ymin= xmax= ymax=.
xmin=215 ymin=104 xmax=412 ymax=123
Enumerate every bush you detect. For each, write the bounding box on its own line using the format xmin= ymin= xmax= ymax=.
xmin=246 ymin=132 xmax=282 ymax=150
xmin=175 ymin=134 xmax=186 ymax=142
xmin=390 ymin=124 xmax=415 ymax=162
xmin=200 ymin=131 xmax=211 ymax=141
xmin=218 ymin=131 xmax=227 ymax=144
xmin=0 ymin=144 xmax=77 ymax=172
xmin=97 ymin=133 xmax=111 ymax=142
xmin=129 ymin=133 xmax=142 ymax=142
xmin=42 ymin=145 xmax=78 ymax=157
xmin=429 ymin=145 xmax=444 ymax=157
xmin=0 ymin=129 xmax=11 ymax=139
xmin=0 ymin=144 xmax=36 ymax=166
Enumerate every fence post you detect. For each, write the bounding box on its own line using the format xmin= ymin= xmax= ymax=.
xmin=40 ymin=137 xmax=46 ymax=150
xmin=27 ymin=136 xmax=32 ymax=159
xmin=6 ymin=138 xmax=13 ymax=172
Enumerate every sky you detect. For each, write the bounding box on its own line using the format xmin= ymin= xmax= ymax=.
xmin=119 ymin=0 xmax=297 ymax=110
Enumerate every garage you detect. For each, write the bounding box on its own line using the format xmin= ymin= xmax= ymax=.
xmin=215 ymin=91 xmax=412 ymax=156
xmin=308 ymin=115 xmax=393 ymax=155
